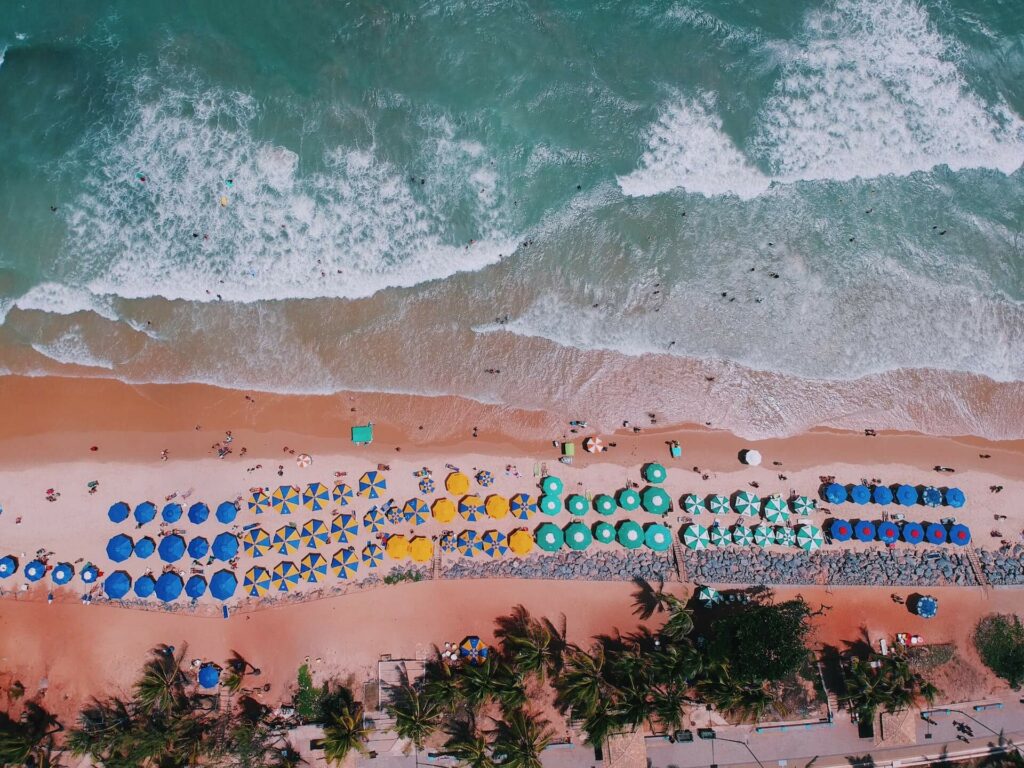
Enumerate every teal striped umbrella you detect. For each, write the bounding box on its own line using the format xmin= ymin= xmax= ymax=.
xmin=618 ymin=488 xmax=641 ymax=511
xmin=731 ymin=523 xmax=753 ymax=546
xmin=643 ymin=463 xmax=667 ymax=484
xmin=564 ymin=522 xmax=593 ymax=551
xmin=644 ymin=524 xmax=672 ymax=552
xmin=541 ymin=476 xmax=563 ymax=495
xmin=697 ymin=585 xmax=723 ymax=606
xmin=796 ymin=525 xmax=824 ymax=551
xmin=774 ymin=526 xmax=796 ymax=547
xmin=536 ymin=523 xmax=564 ymax=552
xmin=683 ymin=494 xmax=706 ymax=515
xmin=617 ymin=520 xmax=644 ymax=549
xmin=790 ymin=496 xmax=816 ymax=516
xmin=641 ymin=486 xmax=671 ymax=514
xmin=682 ymin=524 xmax=710 ymax=550
xmin=539 ymin=495 xmax=561 ymax=516
xmin=593 ymin=494 xmax=617 ymax=516
xmin=567 ymin=494 xmax=589 ymax=516
xmin=753 ymin=524 xmax=776 ymax=548
xmin=709 ymin=524 xmax=732 ymax=547
xmin=594 ymin=522 xmax=616 ymax=544
xmin=708 ymin=494 xmax=731 ymax=515
xmin=733 ymin=491 xmax=760 ymax=517
xmin=763 ymin=496 xmax=790 ymax=523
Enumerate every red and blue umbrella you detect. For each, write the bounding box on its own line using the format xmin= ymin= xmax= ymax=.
xmin=829 ymin=519 xmax=853 ymax=542
xmin=902 ymin=521 xmax=924 ymax=544
xmin=854 ymin=520 xmax=876 ymax=542
xmin=877 ymin=521 xmax=900 ymax=544
xmin=948 ymin=524 xmax=971 ymax=546
xmin=925 ymin=523 xmax=947 ymax=545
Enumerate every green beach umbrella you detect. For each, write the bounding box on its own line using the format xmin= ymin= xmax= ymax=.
xmin=617 ymin=520 xmax=644 ymax=549
xmin=733 ymin=491 xmax=760 ymax=517
xmin=618 ymin=488 xmax=641 ymax=511
xmin=594 ymin=494 xmax=617 ymax=516
xmin=567 ymin=494 xmax=589 ymax=516
xmin=697 ymin=585 xmax=723 ymax=606
xmin=644 ymin=524 xmax=672 ymax=552
xmin=593 ymin=521 xmax=616 ymax=544
xmin=564 ymin=522 xmax=593 ymax=551
xmin=539 ymin=495 xmax=561 ymax=516
xmin=683 ymin=494 xmax=706 ymax=515
xmin=682 ymin=524 xmax=710 ymax=550
xmin=643 ymin=463 xmax=667 ymax=484
xmin=796 ymin=524 xmax=824 ymax=552
xmin=536 ymin=523 xmax=564 ymax=551
xmin=775 ymin=526 xmax=795 ymax=547
xmin=709 ymin=524 xmax=732 ymax=547
xmin=790 ymin=495 xmax=816 ymax=516
xmin=731 ymin=523 xmax=753 ymax=546
xmin=753 ymin=523 xmax=776 ymax=548
xmin=708 ymin=494 xmax=731 ymax=515
xmin=641 ymin=486 xmax=671 ymax=515
xmin=763 ymin=495 xmax=790 ymax=523
xmin=541 ymin=476 xmax=563 ymax=496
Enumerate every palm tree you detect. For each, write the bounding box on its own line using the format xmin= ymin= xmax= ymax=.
xmin=494 ymin=606 xmax=568 ymax=682
xmin=488 ymin=710 xmax=553 ymax=768
xmin=696 ymin=662 xmax=774 ymax=723
xmin=321 ymin=703 xmax=370 ymax=766
xmin=459 ymin=659 xmax=526 ymax=715
xmin=649 ymin=642 xmax=702 ymax=687
xmin=0 ymin=702 xmax=61 ymax=768
xmin=135 ymin=644 xmax=188 ymax=714
xmin=386 ymin=681 xmax=443 ymax=750
xmin=422 ymin=655 xmax=466 ymax=714
xmin=440 ymin=718 xmax=494 ymax=768
xmin=841 ymin=656 xmax=937 ymax=723
xmin=66 ymin=697 xmax=138 ymax=765
xmin=650 ymin=685 xmax=688 ymax=736
xmin=553 ymin=646 xmax=606 ymax=720
xmin=659 ymin=596 xmax=694 ymax=643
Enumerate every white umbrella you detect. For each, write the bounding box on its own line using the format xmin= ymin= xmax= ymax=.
xmin=742 ymin=449 xmax=762 ymax=466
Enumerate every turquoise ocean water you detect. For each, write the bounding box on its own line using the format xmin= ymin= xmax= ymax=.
xmin=0 ymin=0 xmax=1022 ymax=438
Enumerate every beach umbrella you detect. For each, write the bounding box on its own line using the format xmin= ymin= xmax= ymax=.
xmin=210 ymin=570 xmax=237 ymax=600
xmin=682 ymin=524 xmax=710 ymax=551
xmin=925 ymin=523 xmax=947 ymax=545
xmin=0 ymin=556 xmax=16 ymax=578
xmin=539 ymin=495 xmax=561 ymax=516
xmin=683 ymin=494 xmax=706 ymax=515
xmin=764 ymin=496 xmax=790 ymax=523
xmin=459 ymin=636 xmax=489 ymax=665
xmin=567 ymin=494 xmax=589 ymax=516
xmin=271 ymin=561 xmax=301 ymax=592
xmin=641 ymin=486 xmax=671 ymax=515
xmin=187 ymin=503 xmax=210 ymax=524
xmin=212 ymin=532 xmax=239 ymax=561
xmin=709 ymin=524 xmax=732 ymax=547
xmin=24 ymin=561 xmax=46 ymax=582
xmin=445 ymin=472 xmax=470 ymax=495
xmin=922 ymin=486 xmax=942 ymax=507
xmin=485 ymin=495 xmax=509 ymax=520
xmin=108 ymin=501 xmax=130 ymax=523
xmin=618 ymin=520 xmax=644 ymax=549
xmin=404 ymin=498 xmax=431 ymax=524
xmin=188 ymin=537 xmax=209 ymax=559
xmin=51 ymin=563 xmax=74 ymax=585
xmin=330 ymin=513 xmax=358 ymax=544
xmin=134 ymin=501 xmax=157 ymax=525
xmin=459 ymin=495 xmax=485 ymax=522
xmin=104 ymin=571 xmax=131 ymax=599
xmin=850 ymin=484 xmax=871 ymax=505
xmin=243 ymin=566 xmax=270 ymax=597
xmin=945 ymin=488 xmax=965 ymax=508
xmin=697 ymin=586 xmax=723 ymax=606
xmin=644 ymin=463 xmax=667 ymax=484
xmin=302 ymin=483 xmax=331 ymax=511
xmin=134 ymin=537 xmax=156 ymax=559
xmin=541 ymin=476 xmax=563 ymax=496
xmin=198 ymin=664 xmax=220 ymax=688
xmin=362 ymin=543 xmax=384 ymax=568
xmin=439 ymin=532 xmax=455 ymax=553
xmin=158 ymin=534 xmax=186 ymax=563
xmin=457 ymin=530 xmax=483 ymax=557
xmin=387 ymin=500 xmax=406 ymax=526
xmin=332 ymin=483 xmax=354 ymax=506
xmin=790 ymin=496 xmax=816 ymax=516
xmin=80 ymin=564 xmax=98 ymax=584
xmin=418 ymin=476 xmax=436 ymax=495
xmin=830 ymin=519 xmax=853 ymax=542
xmin=593 ymin=494 xmax=617 ymax=516
xmin=594 ymin=522 xmax=616 ymax=544
xmin=106 ymin=534 xmax=134 ymax=563
xmin=796 ymin=525 xmax=824 ymax=551
xmin=510 ymin=493 xmax=537 ymax=519
xmin=386 ymin=535 xmax=409 ymax=560
xmin=273 ymin=525 xmax=301 ymax=555
xmin=733 ymin=491 xmax=761 ymax=517
xmin=299 ymin=552 xmax=328 ymax=582
xmin=509 ymin=530 xmax=534 ymax=555
xmin=564 ymin=522 xmax=593 ymax=551
xmin=742 ymin=449 xmax=762 ymax=466
xmin=248 ymin=490 xmax=270 ymax=515
xmin=915 ymin=595 xmax=938 ymax=619
xmin=581 ymin=436 xmax=603 ymax=454
xmin=775 ymin=526 xmax=796 ymax=547
xmin=185 ymin=575 xmax=207 ymax=599
xmin=241 ymin=527 xmax=271 ymax=558
xmin=618 ymin=488 xmax=641 ymax=511
xmin=134 ymin=574 xmax=156 ymax=598
xmin=409 ymin=537 xmax=433 ymax=563
xmin=432 ymin=498 xmax=456 ymax=524
xmin=902 ymin=521 xmax=924 ymax=544
xmin=155 ymin=572 xmax=184 ymax=602
xmin=896 ymin=484 xmax=918 ymax=506
xmin=730 ymin=523 xmax=752 ymax=546
xmin=362 ymin=508 xmax=386 ymax=533
xmin=877 ymin=521 xmax=900 ymax=545
xmin=300 ymin=519 xmax=330 ymax=549
xmin=536 ymin=524 xmax=564 ymax=552
xmin=645 ymin=524 xmax=672 ymax=552
xmin=824 ymin=483 xmax=847 ymax=505
xmin=872 ymin=486 xmax=894 ymax=506
xmin=331 ymin=548 xmax=359 ymax=579
xmin=162 ymin=503 xmax=183 ymax=523
xmin=481 ymin=530 xmax=509 ymax=557
xmin=216 ymin=501 xmax=238 ymax=524
xmin=753 ymin=524 xmax=776 ymax=549
xmin=708 ymin=494 xmax=731 ymax=515
xmin=358 ymin=471 xmax=387 ymax=499
xmin=476 ymin=470 xmax=494 ymax=488
xmin=855 ymin=521 xmax=876 ymax=543
xmin=949 ymin=524 xmax=971 ymax=546
xmin=272 ymin=485 xmax=302 ymax=514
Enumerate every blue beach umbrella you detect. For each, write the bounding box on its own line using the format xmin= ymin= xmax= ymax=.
xmin=104 ymin=571 xmax=132 ymax=599
xmin=902 ymin=521 xmax=924 ymax=544
xmin=108 ymin=502 xmax=130 ymax=523
xmin=212 ymin=532 xmax=239 ymax=561
xmin=80 ymin=564 xmax=98 ymax=584
xmin=896 ymin=485 xmax=918 ymax=506
xmin=51 ymin=563 xmax=74 ymax=585
xmin=877 ymin=521 xmax=899 ymax=544
xmin=850 ymin=485 xmax=871 ymax=505
xmin=106 ymin=534 xmax=134 ymax=563
xmin=185 ymin=575 xmax=207 ymax=598
xmin=155 ymin=572 xmax=183 ymax=602
xmin=188 ymin=503 xmax=210 ymax=524
xmin=945 ymin=488 xmax=965 ymax=508
xmin=133 ymin=537 xmax=156 ymax=559
xmin=134 ymin=501 xmax=157 ymax=525
xmin=134 ymin=574 xmax=156 ymax=598
xmin=418 ymin=477 xmax=435 ymax=495
xmin=162 ymin=503 xmax=183 ymax=523
xmin=824 ymin=483 xmax=847 ymax=504
xmin=188 ymin=537 xmax=209 ymax=559
xmin=25 ymin=561 xmax=46 ymax=582
xmin=922 ymin=486 xmax=942 ymax=507
xmin=158 ymin=534 xmax=186 ymax=563
xmin=925 ymin=523 xmax=947 ymax=545
xmin=854 ymin=520 xmax=876 ymax=542
xmin=872 ymin=486 xmax=894 ymax=506
xmin=216 ymin=501 xmax=238 ymax=524
xmin=539 ymin=495 xmax=561 ymax=516
xmin=0 ymin=556 xmax=18 ymax=578
xmin=915 ymin=595 xmax=938 ymax=619
xmin=949 ymin=524 xmax=971 ymax=546
xmin=198 ymin=664 xmax=220 ymax=688
xmin=210 ymin=570 xmax=237 ymax=600
xmin=829 ymin=519 xmax=853 ymax=542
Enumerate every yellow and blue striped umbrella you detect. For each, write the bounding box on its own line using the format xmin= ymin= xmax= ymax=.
xmin=510 ymin=493 xmax=537 ymax=520
xmin=363 ymin=508 xmax=386 ymax=533
xmin=480 ymin=530 xmax=509 ymax=558
xmin=302 ymin=483 xmax=331 ymax=511
xmin=243 ymin=566 xmax=271 ymax=596
xmin=300 ymin=519 xmax=330 ymax=549
xmin=418 ymin=476 xmax=435 ymax=495
xmin=459 ymin=495 xmax=485 ymax=522
xmin=273 ymin=525 xmax=300 ymax=555
xmin=476 ymin=470 xmax=494 ymax=487
xmin=332 ymin=483 xmax=354 ymax=506
xmin=242 ymin=527 xmax=272 ymax=557
xmin=271 ymin=485 xmax=301 ymax=515
xmin=300 ymin=552 xmax=328 ymax=582
xmin=331 ymin=548 xmax=359 ymax=579
xmin=457 ymin=530 xmax=483 ymax=557
xmin=362 ymin=543 xmax=384 ymax=568
xmin=403 ymin=498 xmax=430 ymax=525
xmin=248 ymin=490 xmax=270 ymax=515
xmin=271 ymin=561 xmax=301 ymax=592
xmin=358 ymin=471 xmax=387 ymax=499
xmin=331 ymin=513 xmax=358 ymax=543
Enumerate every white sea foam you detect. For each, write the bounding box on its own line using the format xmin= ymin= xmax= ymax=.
xmin=29 ymin=327 xmax=115 ymax=370
xmin=11 ymin=282 xmax=119 ymax=322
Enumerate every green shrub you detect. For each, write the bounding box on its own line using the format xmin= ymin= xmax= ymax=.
xmin=384 ymin=570 xmax=424 ymax=585
xmin=974 ymin=614 xmax=1024 ymax=689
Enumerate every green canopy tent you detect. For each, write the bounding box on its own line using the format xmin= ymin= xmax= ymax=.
xmin=617 ymin=520 xmax=644 ymax=549
xmin=618 ymin=488 xmax=641 ymax=511
xmin=566 ymin=494 xmax=589 ymax=516
xmin=644 ymin=524 xmax=672 ymax=552
xmin=593 ymin=494 xmax=617 ymax=516
xmin=536 ymin=523 xmax=564 ymax=552
xmin=683 ymin=494 xmax=706 ymax=515
xmin=796 ymin=524 xmax=824 ymax=552
xmin=351 ymin=424 xmax=373 ymax=445
xmin=641 ymin=486 xmax=671 ymax=515
xmin=708 ymin=494 xmax=731 ymax=515
xmin=682 ymin=524 xmax=710 ymax=551
xmin=733 ymin=491 xmax=760 ymax=517
xmin=564 ymin=522 xmax=593 ymax=551
xmin=763 ymin=495 xmax=790 ymax=524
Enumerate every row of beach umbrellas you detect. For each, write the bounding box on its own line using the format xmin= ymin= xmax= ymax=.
xmin=683 ymin=492 xmax=815 ymax=520
xmin=101 ymin=569 xmax=238 ymax=601
xmin=823 ymin=483 xmax=965 ymax=508
xmin=106 ymin=532 xmax=240 ymax=563
xmin=829 ymin=519 xmax=971 ymax=546
xmin=248 ymin=474 xmax=387 ymax=514
xmin=0 ymin=557 xmax=99 ymax=585
xmin=682 ymin=522 xmax=824 ymax=551
xmin=108 ymin=500 xmax=238 ymax=525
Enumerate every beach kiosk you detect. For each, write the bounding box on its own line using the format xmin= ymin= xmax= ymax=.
xmin=351 ymin=423 xmax=373 ymax=446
